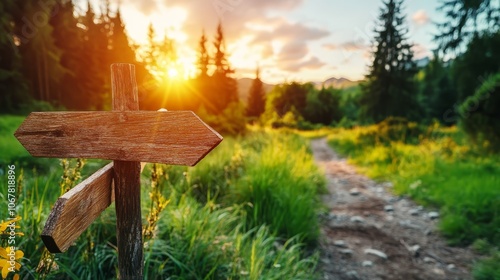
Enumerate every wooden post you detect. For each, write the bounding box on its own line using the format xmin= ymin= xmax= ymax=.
xmin=111 ymin=64 xmax=143 ymax=279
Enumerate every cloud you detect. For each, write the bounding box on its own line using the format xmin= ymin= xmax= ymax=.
xmin=161 ymin=0 xmax=304 ymax=40
xmin=341 ymin=40 xmax=366 ymax=51
xmin=152 ymin=0 xmax=329 ymax=76
xmin=412 ymin=43 xmax=430 ymax=59
xmin=277 ymin=42 xmax=309 ymax=61
xmin=323 ymin=43 xmax=337 ymax=50
xmin=251 ymin=21 xmax=329 ymax=73
xmin=323 ymin=40 xmax=366 ymax=52
xmin=118 ymin=0 xmax=327 ymax=78
xmin=281 ymin=56 xmax=325 ymax=72
xmin=122 ymin=0 xmax=158 ymax=15
xmin=412 ymin=10 xmax=430 ymax=26
xmin=253 ymin=22 xmax=329 ymax=44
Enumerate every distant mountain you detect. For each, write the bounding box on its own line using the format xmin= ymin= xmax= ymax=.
xmin=237 ymin=76 xmax=360 ymax=103
xmin=237 ymin=78 xmax=275 ymax=104
xmin=314 ymin=77 xmax=360 ymax=89
xmin=415 ymin=57 xmax=430 ymax=68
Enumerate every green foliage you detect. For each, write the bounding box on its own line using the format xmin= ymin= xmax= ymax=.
xmin=459 ymin=72 xmax=500 ymax=151
xmin=263 ymin=82 xmax=346 ymax=129
xmin=197 ymin=102 xmax=247 ymax=135
xmin=418 ymin=159 xmax=500 ymax=245
xmin=246 ymin=68 xmax=266 ymax=120
xmin=0 ymin=0 xmax=30 ymax=114
xmin=418 ymin=55 xmax=457 ymax=124
xmin=265 ymin=82 xmax=310 ymax=119
xmin=1 ymin=0 xmax=154 ymax=112
xmin=304 ymin=87 xmax=342 ymax=125
xmin=360 ymin=0 xmax=418 ymax=123
xmin=12 ymin=0 xmax=67 ymax=108
xmin=333 ymin=117 xmax=424 ymax=150
xmin=0 ymin=115 xmax=57 ymax=172
xmin=451 ymin=32 xmax=500 ymax=103
xmin=265 ymin=107 xmax=304 ymax=129
xmin=338 ymin=85 xmax=361 ymax=127
xmin=19 ymin=99 xmax=64 ymax=113
xmin=180 ymin=131 xmax=325 ymax=244
xmin=233 ymin=132 xmax=325 ymax=244
xmin=436 ymin=0 xmax=500 ymax=51
xmin=472 ymin=251 xmax=500 ymax=280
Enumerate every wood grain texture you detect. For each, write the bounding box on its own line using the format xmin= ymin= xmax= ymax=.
xmin=114 ymin=160 xmax=143 ymax=279
xmin=14 ymin=111 xmax=223 ymax=166
xmin=112 ymin=63 xmax=143 ymax=280
xmin=41 ymin=163 xmax=114 ymax=253
xmin=111 ymin=64 xmax=139 ymax=111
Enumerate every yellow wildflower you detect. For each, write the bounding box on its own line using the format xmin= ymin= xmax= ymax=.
xmin=0 ymin=246 xmax=23 ymax=279
xmin=0 ymin=217 xmax=22 ymax=232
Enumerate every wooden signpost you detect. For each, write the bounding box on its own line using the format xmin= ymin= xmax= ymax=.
xmin=14 ymin=64 xmax=223 ymax=279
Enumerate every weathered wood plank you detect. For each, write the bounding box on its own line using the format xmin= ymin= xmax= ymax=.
xmin=114 ymin=160 xmax=142 ymax=280
xmin=112 ymin=63 xmax=143 ymax=280
xmin=41 ymin=163 xmax=114 ymax=253
xmin=14 ymin=111 xmax=223 ymax=166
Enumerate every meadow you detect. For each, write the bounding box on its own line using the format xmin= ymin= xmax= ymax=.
xmin=2 ymin=114 xmax=500 ymax=279
xmin=326 ymin=118 xmax=500 ymax=279
xmin=0 ymin=115 xmax=325 ymax=279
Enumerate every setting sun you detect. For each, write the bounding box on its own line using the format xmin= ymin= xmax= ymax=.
xmin=167 ymin=67 xmax=179 ymax=79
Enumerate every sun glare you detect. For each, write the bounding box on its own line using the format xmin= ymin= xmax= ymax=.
xmin=167 ymin=67 xmax=179 ymax=78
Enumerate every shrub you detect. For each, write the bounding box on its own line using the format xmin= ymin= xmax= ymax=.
xmin=459 ymin=72 xmax=500 ymax=152
xmin=357 ymin=117 xmax=424 ymax=145
xmin=233 ymin=133 xmax=325 ymax=245
xmin=473 ymin=251 xmax=500 ymax=280
xmin=197 ymin=102 xmax=247 ymax=136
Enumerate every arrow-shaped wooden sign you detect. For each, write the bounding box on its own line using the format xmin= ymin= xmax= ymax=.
xmin=41 ymin=161 xmax=149 ymax=254
xmin=41 ymin=163 xmax=114 ymax=253
xmin=15 ymin=111 xmax=222 ymax=166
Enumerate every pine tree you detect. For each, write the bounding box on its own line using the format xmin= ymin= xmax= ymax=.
xmin=191 ymin=30 xmax=212 ymax=111
xmin=49 ymin=0 xmax=87 ymax=109
xmin=436 ymin=0 xmax=500 ymax=52
xmin=451 ymin=32 xmax=500 ymax=102
xmin=419 ymin=54 xmax=457 ymax=124
xmin=13 ymin=0 xmax=66 ymax=105
xmin=246 ymin=67 xmax=266 ymax=119
xmin=304 ymin=87 xmax=342 ymax=125
xmin=213 ymin=23 xmax=232 ymax=76
xmin=109 ymin=9 xmax=136 ymax=64
xmin=360 ymin=0 xmax=418 ymax=123
xmin=78 ymin=0 xmax=108 ymax=109
xmin=210 ymin=23 xmax=238 ymax=114
xmin=0 ymin=0 xmax=29 ymax=113
xmin=142 ymin=23 xmax=161 ymax=77
xmin=197 ymin=30 xmax=210 ymax=78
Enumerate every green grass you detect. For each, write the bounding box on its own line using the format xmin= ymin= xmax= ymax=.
xmin=0 ymin=115 xmax=59 ymax=173
xmin=0 ymin=115 xmax=323 ymax=279
xmin=327 ymin=122 xmax=500 ymax=279
xmin=0 ymin=115 xmax=31 ymax=163
xmin=233 ymin=133 xmax=325 ymax=245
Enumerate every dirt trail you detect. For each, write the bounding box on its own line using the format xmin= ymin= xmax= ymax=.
xmin=311 ymin=138 xmax=478 ymax=280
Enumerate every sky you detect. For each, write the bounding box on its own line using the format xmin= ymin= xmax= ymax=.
xmin=93 ymin=0 xmax=446 ymax=84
